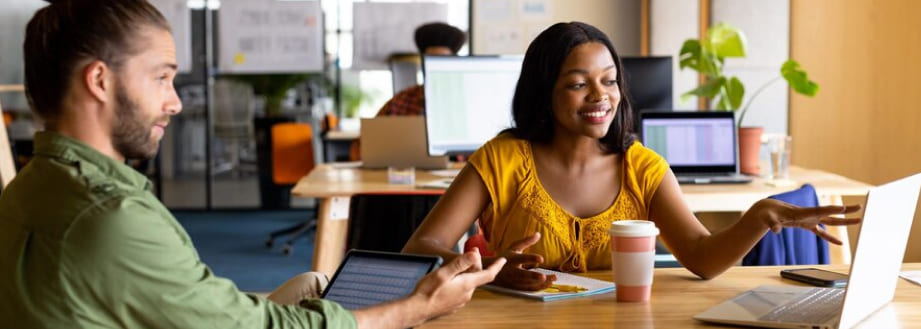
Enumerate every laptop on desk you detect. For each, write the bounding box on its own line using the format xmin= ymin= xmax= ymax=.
xmin=639 ymin=111 xmax=752 ymax=184
xmin=360 ymin=116 xmax=450 ymax=169
xmin=694 ymin=173 xmax=921 ymax=329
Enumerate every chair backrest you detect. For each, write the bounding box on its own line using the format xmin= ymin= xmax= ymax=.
xmin=0 ymin=96 xmax=16 ymax=190
xmin=322 ymin=112 xmax=338 ymax=134
xmin=271 ymin=123 xmax=314 ymax=185
xmin=742 ymin=184 xmax=830 ymax=266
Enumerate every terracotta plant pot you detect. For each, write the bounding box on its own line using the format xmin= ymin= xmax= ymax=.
xmin=738 ymin=127 xmax=763 ymax=175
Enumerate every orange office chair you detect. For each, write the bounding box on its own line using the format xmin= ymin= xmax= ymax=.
xmin=264 ymin=122 xmax=316 ymax=255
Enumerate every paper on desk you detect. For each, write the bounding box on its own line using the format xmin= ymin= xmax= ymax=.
xmin=416 ymin=179 xmax=452 ymax=189
xmin=427 ymin=169 xmax=460 ymax=177
xmin=765 ymin=178 xmax=798 ymax=188
xmin=482 ymin=268 xmax=615 ymax=301
xmin=899 ymin=271 xmax=921 ymax=287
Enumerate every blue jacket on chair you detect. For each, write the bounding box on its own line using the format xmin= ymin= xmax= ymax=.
xmin=742 ymin=184 xmax=830 ymax=266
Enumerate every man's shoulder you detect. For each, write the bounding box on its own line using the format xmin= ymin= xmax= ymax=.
xmin=0 ymin=157 xmax=161 ymax=236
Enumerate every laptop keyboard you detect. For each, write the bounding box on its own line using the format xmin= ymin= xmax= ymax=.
xmin=676 ymin=174 xmax=752 ymax=184
xmin=758 ymin=288 xmax=844 ymax=324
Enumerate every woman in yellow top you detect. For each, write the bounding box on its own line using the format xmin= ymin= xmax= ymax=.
xmin=403 ymin=22 xmax=860 ymax=291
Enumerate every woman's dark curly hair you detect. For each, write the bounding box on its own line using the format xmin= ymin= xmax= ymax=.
xmin=504 ymin=21 xmax=636 ymax=153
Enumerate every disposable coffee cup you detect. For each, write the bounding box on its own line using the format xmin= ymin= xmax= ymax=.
xmin=609 ymin=220 xmax=659 ymax=302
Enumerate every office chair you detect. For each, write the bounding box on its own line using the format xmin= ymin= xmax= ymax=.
xmin=346 ymin=191 xmax=441 ymax=252
xmin=264 ymin=122 xmax=316 ymax=255
xmin=347 ymin=191 xmax=477 ymax=253
xmin=742 ymin=184 xmax=830 ymax=265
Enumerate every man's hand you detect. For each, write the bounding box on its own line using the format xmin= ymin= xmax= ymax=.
xmin=490 ymin=232 xmax=556 ymax=291
xmin=353 ymin=250 xmax=505 ymax=329
xmin=410 ymin=250 xmax=505 ymax=321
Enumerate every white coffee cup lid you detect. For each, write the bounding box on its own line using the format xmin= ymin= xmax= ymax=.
xmin=608 ymin=220 xmax=659 ymax=237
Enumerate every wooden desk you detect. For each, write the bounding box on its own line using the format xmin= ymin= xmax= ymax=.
xmin=292 ymin=165 xmax=873 ymax=277
xmin=421 ymin=264 xmax=921 ymax=328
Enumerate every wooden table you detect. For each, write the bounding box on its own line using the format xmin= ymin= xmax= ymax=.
xmin=292 ymin=165 xmax=873 ymax=277
xmin=421 ymin=264 xmax=921 ymax=328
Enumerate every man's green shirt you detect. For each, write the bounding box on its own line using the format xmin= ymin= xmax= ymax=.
xmin=0 ymin=131 xmax=356 ymax=329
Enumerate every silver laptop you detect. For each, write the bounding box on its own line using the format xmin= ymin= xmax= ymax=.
xmin=360 ymin=116 xmax=449 ymax=169
xmin=640 ymin=111 xmax=752 ymax=184
xmin=694 ymin=172 xmax=921 ymax=329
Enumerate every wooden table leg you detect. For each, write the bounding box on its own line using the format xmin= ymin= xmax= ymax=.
xmin=312 ymin=196 xmax=351 ymax=277
xmin=822 ymin=194 xmax=852 ymax=265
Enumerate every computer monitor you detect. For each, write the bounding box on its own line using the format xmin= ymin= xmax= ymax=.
xmin=422 ymin=55 xmax=671 ymax=155
xmin=620 ymin=56 xmax=673 ymax=131
xmin=423 ymin=55 xmax=522 ymax=156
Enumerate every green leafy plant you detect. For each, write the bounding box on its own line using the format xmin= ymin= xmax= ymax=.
xmin=230 ymin=74 xmax=312 ymax=116
xmin=339 ymin=84 xmax=374 ymax=118
xmin=679 ymin=22 xmax=819 ymax=127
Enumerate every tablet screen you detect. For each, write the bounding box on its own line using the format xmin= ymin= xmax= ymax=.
xmin=321 ymin=250 xmax=442 ymax=310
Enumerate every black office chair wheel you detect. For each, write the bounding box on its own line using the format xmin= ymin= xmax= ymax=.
xmin=265 ymin=238 xmax=275 ymax=248
xmin=282 ymin=244 xmax=293 ymax=255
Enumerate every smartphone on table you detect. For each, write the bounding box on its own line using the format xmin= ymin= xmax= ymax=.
xmin=780 ymin=268 xmax=848 ymax=288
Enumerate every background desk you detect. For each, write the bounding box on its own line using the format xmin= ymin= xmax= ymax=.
xmin=421 ymin=263 xmax=921 ymax=328
xmin=292 ymin=165 xmax=873 ymax=277
xmin=321 ymin=130 xmax=359 ymax=162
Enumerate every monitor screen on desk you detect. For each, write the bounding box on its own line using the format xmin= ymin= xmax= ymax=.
xmin=621 ymin=56 xmax=673 ymax=132
xmin=423 ymin=55 xmax=522 ymax=156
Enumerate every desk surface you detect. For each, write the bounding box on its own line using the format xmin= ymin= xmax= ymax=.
xmin=292 ymin=162 xmax=460 ymax=198
xmin=293 ymin=165 xmax=872 ymax=211
xmin=421 ymin=263 xmax=921 ymax=329
xmin=292 ymin=164 xmax=874 ymax=276
xmin=324 ymin=130 xmax=360 ymax=141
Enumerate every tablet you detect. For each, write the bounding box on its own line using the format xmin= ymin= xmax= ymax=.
xmin=321 ymin=250 xmax=443 ymax=310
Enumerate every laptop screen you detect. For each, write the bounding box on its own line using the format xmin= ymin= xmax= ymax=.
xmin=640 ymin=111 xmax=738 ymax=174
xmin=422 ymin=55 xmax=521 ymax=156
xmin=321 ymin=250 xmax=442 ymax=310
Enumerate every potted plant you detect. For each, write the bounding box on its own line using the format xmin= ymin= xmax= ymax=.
xmin=678 ymin=22 xmax=819 ymax=175
xmin=333 ymin=83 xmax=370 ymax=133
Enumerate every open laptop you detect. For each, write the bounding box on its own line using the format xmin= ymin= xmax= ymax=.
xmin=360 ymin=116 xmax=450 ymax=169
xmin=321 ymin=250 xmax=442 ymax=310
xmin=694 ymin=172 xmax=921 ymax=329
xmin=639 ymin=111 xmax=752 ymax=184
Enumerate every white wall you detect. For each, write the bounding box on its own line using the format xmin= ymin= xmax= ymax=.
xmin=471 ymin=0 xmax=641 ymax=56
xmin=650 ymin=0 xmax=699 ymax=110
xmin=650 ymin=0 xmax=791 ymax=126
xmin=553 ymin=0 xmax=642 ymax=56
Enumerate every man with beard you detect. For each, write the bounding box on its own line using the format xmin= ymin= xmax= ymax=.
xmin=0 ymin=1 xmax=504 ymax=328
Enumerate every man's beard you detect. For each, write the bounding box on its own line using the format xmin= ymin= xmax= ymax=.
xmin=111 ymin=84 xmax=162 ymax=160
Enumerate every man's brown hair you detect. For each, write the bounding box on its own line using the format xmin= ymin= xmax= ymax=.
xmin=23 ymin=0 xmax=170 ymax=120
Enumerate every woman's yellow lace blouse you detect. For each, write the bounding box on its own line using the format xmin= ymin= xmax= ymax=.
xmin=468 ymin=133 xmax=668 ymax=272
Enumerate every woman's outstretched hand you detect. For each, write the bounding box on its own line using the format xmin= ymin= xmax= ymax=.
xmin=749 ymin=199 xmax=862 ymax=245
xmin=488 ymin=232 xmax=557 ymax=291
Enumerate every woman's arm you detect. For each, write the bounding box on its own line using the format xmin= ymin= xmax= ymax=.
xmin=650 ymin=170 xmax=860 ymax=279
xmin=403 ymin=164 xmax=556 ymax=291
xmin=403 ymin=164 xmax=491 ymax=263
